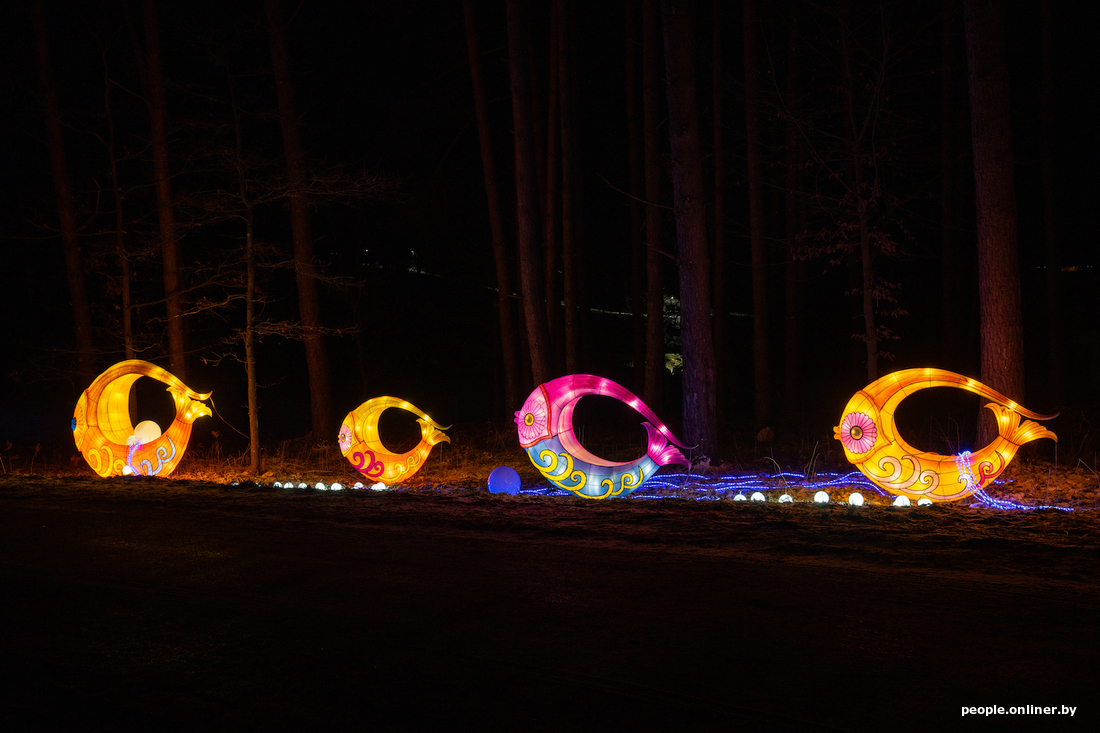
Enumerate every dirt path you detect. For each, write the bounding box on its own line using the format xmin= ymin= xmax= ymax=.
xmin=1 ymin=477 xmax=1096 ymax=730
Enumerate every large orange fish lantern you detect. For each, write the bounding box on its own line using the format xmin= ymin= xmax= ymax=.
xmin=73 ymin=360 xmax=212 ymax=477
xmin=516 ymin=374 xmax=690 ymax=499
xmin=835 ymin=369 xmax=1057 ymax=502
xmin=338 ymin=397 xmax=450 ymax=483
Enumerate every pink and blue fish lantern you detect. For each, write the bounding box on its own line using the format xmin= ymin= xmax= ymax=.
xmin=515 ymin=374 xmax=690 ymax=499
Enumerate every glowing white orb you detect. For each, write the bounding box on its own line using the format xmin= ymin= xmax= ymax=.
xmin=778 ymin=494 xmax=793 ymax=503
xmin=371 ymin=482 xmax=387 ymax=491
xmin=893 ymin=495 xmax=911 ymax=507
xmin=813 ymin=491 xmax=829 ymax=503
xmin=133 ymin=420 xmax=163 ymax=445
xmin=273 ymin=482 xmax=282 ymax=488
xmin=122 ymin=465 xmax=133 ymax=475
xmin=353 ymin=482 xmax=364 ymax=489
xmin=848 ymin=493 xmax=865 ymax=506
xmin=298 ymin=483 xmax=307 ymax=489
xmin=331 ymin=483 xmax=343 ymax=491
xmin=750 ymin=491 xmax=766 ymax=502
xmin=315 ymin=482 xmax=326 ymax=490
xmin=917 ymin=497 xmax=933 ymax=506
xmin=733 ymin=494 xmax=747 ymax=501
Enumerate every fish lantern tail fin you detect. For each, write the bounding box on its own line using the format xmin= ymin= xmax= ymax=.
xmin=170 ymin=387 xmax=213 ymax=424
xmin=984 ymin=403 xmax=1058 ymax=447
xmin=417 ymin=417 xmax=451 ymax=446
xmin=642 ymin=422 xmax=691 ymax=468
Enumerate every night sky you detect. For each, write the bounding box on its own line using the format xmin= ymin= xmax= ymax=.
xmin=1 ymin=0 xmax=1097 ymax=462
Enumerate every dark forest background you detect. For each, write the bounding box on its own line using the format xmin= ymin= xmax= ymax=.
xmin=1 ymin=0 xmax=1096 ymax=471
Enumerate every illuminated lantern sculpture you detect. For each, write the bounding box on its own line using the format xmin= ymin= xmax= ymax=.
xmin=73 ymin=360 xmax=212 ymax=477
xmin=339 ymin=397 xmax=450 ymax=483
xmin=834 ymin=369 xmax=1057 ymax=502
xmin=515 ymin=374 xmax=690 ymax=499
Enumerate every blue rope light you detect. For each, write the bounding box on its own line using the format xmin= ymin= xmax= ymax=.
xmin=956 ymin=450 xmax=1073 ymax=512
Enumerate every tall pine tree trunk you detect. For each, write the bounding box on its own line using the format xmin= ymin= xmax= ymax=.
xmin=643 ymin=0 xmax=665 ymax=412
xmin=463 ymin=0 xmax=521 ymax=411
xmin=711 ymin=0 xmax=727 ymax=422
xmin=627 ymin=0 xmax=646 ymax=394
xmin=743 ymin=0 xmax=770 ymax=426
xmin=545 ymin=0 xmax=564 ymax=372
xmin=557 ymin=0 xmax=583 ymax=373
xmin=839 ymin=2 xmax=878 ymax=382
xmin=142 ymin=0 xmax=186 ymax=380
xmin=963 ymin=0 xmax=1025 ymax=443
xmin=1039 ymin=0 xmax=1062 ymax=405
xmin=506 ymin=0 xmax=553 ymax=385
xmin=33 ymin=0 xmax=95 ymax=385
xmin=102 ymin=55 xmax=134 ymax=361
xmin=663 ymin=0 xmax=717 ymax=458
xmin=782 ymin=0 xmax=804 ymax=424
xmin=266 ymin=0 xmax=334 ymax=439
xmin=940 ymin=0 xmax=961 ymax=369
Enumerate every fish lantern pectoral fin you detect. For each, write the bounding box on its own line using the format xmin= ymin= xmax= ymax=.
xmin=517 ymin=375 xmax=689 ymax=499
xmin=835 ymin=369 xmax=1057 ymax=502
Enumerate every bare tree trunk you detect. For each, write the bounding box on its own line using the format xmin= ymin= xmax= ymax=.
xmin=103 ymin=73 xmax=135 ymax=361
xmin=839 ymin=2 xmax=878 ymax=382
xmin=963 ymin=0 xmax=1025 ymax=444
xmin=711 ymin=0 xmax=727 ymax=423
xmin=940 ymin=0 xmax=959 ymax=367
xmin=33 ymin=0 xmax=96 ymax=385
xmin=1039 ymin=0 xmax=1062 ymax=405
xmin=663 ymin=0 xmax=717 ymax=458
xmin=743 ymin=0 xmax=770 ymax=426
xmin=506 ymin=0 xmax=553 ymax=385
xmin=626 ymin=0 xmax=646 ymax=394
xmin=557 ymin=0 xmax=582 ymax=373
xmin=545 ymin=0 xmax=564 ymax=371
xmin=142 ymin=0 xmax=186 ymax=381
xmin=782 ymin=0 xmax=804 ymax=424
xmin=643 ymin=0 xmax=665 ymax=412
xmin=463 ymin=0 xmax=521 ymax=410
xmin=227 ymin=74 xmax=262 ymax=475
xmin=266 ymin=0 xmax=334 ymax=439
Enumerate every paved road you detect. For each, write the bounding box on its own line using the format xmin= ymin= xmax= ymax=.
xmin=1 ymin=497 xmax=1095 ymax=731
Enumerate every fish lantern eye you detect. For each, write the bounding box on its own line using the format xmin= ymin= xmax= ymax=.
xmin=839 ymin=411 xmax=878 ymax=455
xmin=524 ymin=413 xmax=535 ymax=427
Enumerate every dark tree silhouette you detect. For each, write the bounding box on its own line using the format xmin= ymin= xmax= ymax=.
xmin=142 ymin=0 xmax=187 ymax=381
xmin=711 ymin=0 xmax=728 ymax=423
xmin=506 ymin=0 xmax=552 ymax=385
xmin=782 ymin=0 xmax=805 ymax=425
xmin=1039 ymin=0 xmax=1062 ymax=405
xmin=32 ymin=0 xmax=96 ymax=385
xmin=463 ymin=0 xmax=521 ymax=412
xmin=556 ymin=0 xmax=583 ymax=373
xmin=642 ymin=0 xmax=665 ymax=412
xmin=626 ymin=0 xmax=646 ymax=394
xmin=963 ymin=0 xmax=1025 ymax=443
xmin=743 ymin=0 xmax=770 ymax=427
xmin=662 ymin=0 xmax=717 ymax=458
xmin=266 ymin=0 xmax=334 ymax=439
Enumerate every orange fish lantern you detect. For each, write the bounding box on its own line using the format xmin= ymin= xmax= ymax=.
xmin=73 ymin=360 xmax=212 ymax=477
xmin=835 ymin=369 xmax=1057 ymax=502
xmin=338 ymin=397 xmax=450 ymax=483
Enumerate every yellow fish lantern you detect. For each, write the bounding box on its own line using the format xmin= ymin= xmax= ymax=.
xmin=338 ymin=397 xmax=450 ymax=483
xmin=73 ymin=360 xmax=212 ymax=478
xmin=834 ymin=368 xmax=1057 ymax=502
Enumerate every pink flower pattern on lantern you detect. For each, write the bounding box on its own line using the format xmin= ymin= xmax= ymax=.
xmin=515 ymin=389 xmax=550 ymax=447
xmin=338 ymin=424 xmax=353 ymax=453
xmin=839 ymin=411 xmax=877 ymax=454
